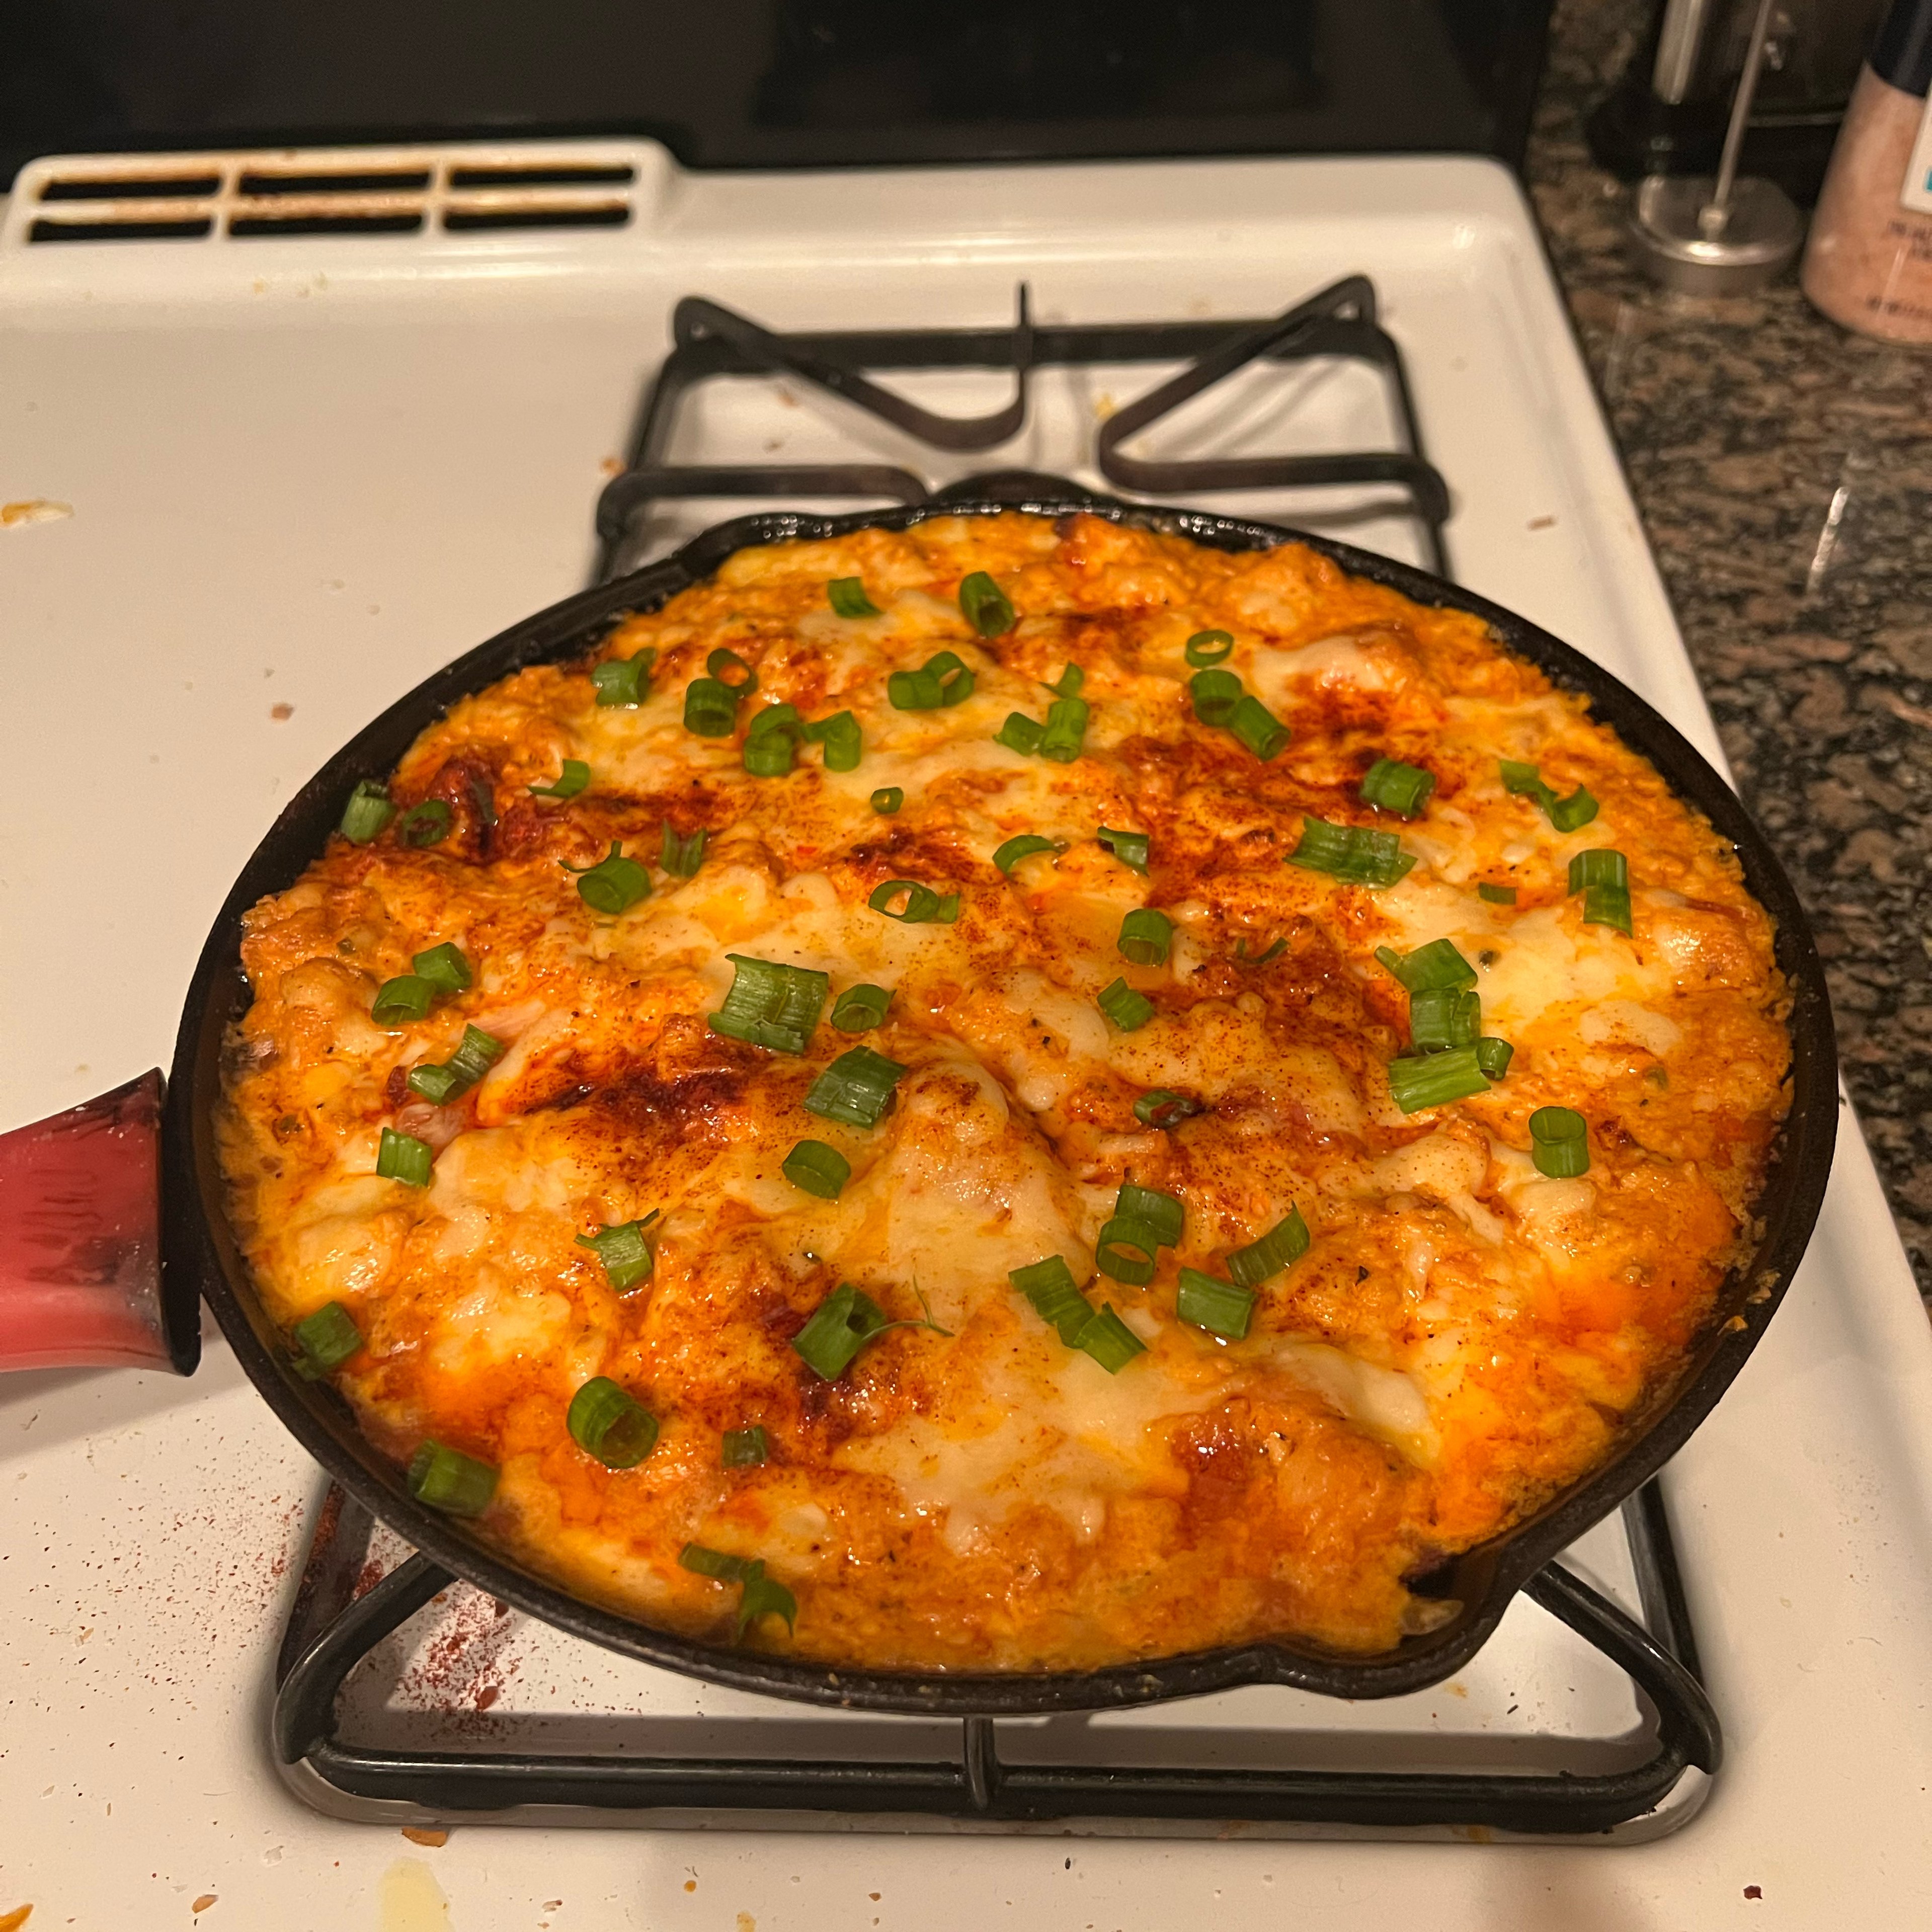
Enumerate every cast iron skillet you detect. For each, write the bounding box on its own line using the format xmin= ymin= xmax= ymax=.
xmin=168 ymin=489 xmax=1836 ymax=1716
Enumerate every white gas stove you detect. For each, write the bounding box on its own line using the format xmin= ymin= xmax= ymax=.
xmin=3 ymin=142 xmax=1930 ymax=1930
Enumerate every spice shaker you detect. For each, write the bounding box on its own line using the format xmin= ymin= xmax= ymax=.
xmin=1801 ymin=0 xmax=1932 ymax=342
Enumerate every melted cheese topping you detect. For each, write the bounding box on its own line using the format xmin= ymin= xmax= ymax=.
xmin=219 ymin=513 xmax=1790 ymax=1672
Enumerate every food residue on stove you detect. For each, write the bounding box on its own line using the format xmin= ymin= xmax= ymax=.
xmin=0 ymin=1904 xmax=32 ymax=1931
xmin=1744 ymin=1886 xmax=1763 ymax=1900
xmin=379 ymin=1860 xmax=451 ymax=1932
xmin=1 ymin=500 xmax=71 ymax=528
xmin=192 ymin=1896 xmax=217 ymax=1914
xmin=271 ymin=703 xmax=294 ymax=721
xmin=400 ymin=1828 xmax=448 ymax=1847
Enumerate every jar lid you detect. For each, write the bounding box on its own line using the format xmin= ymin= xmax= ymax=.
xmin=1874 ymin=0 xmax=1932 ymax=97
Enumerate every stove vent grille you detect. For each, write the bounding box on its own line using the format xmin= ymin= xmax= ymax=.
xmin=9 ymin=143 xmax=656 ymax=247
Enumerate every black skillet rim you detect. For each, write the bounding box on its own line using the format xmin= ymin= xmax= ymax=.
xmin=170 ymin=492 xmax=1837 ymax=1716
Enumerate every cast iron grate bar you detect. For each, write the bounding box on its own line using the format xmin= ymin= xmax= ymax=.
xmin=270 ymin=1481 xmax=1717 ymax=1836
xmin=592 ymin=277 xmax=1451 ymax=584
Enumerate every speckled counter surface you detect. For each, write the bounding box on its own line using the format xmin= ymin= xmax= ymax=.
xmin=1526 ymin=0 xmax=1932 ymax=1295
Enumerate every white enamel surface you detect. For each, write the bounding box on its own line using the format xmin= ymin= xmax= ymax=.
xmin=2 ymin=144 xmax=1929 ymax=1929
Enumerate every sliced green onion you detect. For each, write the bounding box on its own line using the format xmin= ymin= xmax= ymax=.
xmin=575 ymin=1213 xmax=659 ymax=1293
xmin=791 ymin=1281 xmax=898 ymax=1380
xmin=1550 ymin=788 xmax=1601 ymax=834
xmin=1046 ymin=663 xmax=1085 ymax=699
xmin=870 ymin=786 xmax=903 ymax=815
xmin=1010 ymin=1255 xmax=1094 ymax=1345
xmin=407 ymin=1025 xmax=505 ymax=1104
xmin=721 ymin=1425 xmax=769 ymax=1468
xmin=1185 ymin=629 xmax=1234 ymax=667
xmin=958 ymin=571 xmax=1015 ymax=637
xmin=707 ymin=647 xmax=757 ymax=693
xmin=592 ymin=647 xmax=655 ymax=707
xmin=1097 ymin=978 xmax=1155 ymax=1031
xmin=804 ymin=709 xmax=862 ymax=772
xmin=890 ymin=651 xmax=974 ymax=710
xmin=1478 ymin=882 xmax=1518 ymax=905
xmin=1386 ymin=1046 xmax=1490 ymax=1114
xmin=1569 ymin=849 xmax=1632 ymax=935
xmin=1038 ymin=696 xmax=1090 ymax=763
xmin=1530 ymin=1105 xmax=1591 ymax=1177
xmin=291 ymin=1301 xmax=363 ymax=1378
xmin=1409 ymin=987 xmax=1482 ymax=1053
xmin=1374 ymin=938 xmax=1478 ymax=992
xmin=1580 ymin=883 xmax=1633 ymax=934
xmin=1229 ymin=694 xmax=1290 ymax=761
xmin=1116 ymin=1182 xmax=1183 ymax=1249
xmin=829 ymin=984 xmax=892 ymax=1033
xmin=1134 ymin=1089 xmax=1202 ymax=1129
xmin=868 ymin=878 xmax=958 ymax=924
xmin=683 ymin=677 xmax=742 ymax=736
xmin=529 ymin=758 xmax=590 ymax=800
xmin=803 ymin=1046 xmax=908 ymax=1128
xmin=709 ymin=953 xmax=830 ymax=1055
xmin=1073 ymin=1303 xmax=1145 ymax=1374
xmin=782 ymin=1138 xmax=851 ymax=1199
xmin=407 ymin=1440 xmax=498 ymax=1516
xmin=1189 ymin=668 xmax=1243 ymax=726
xmin=828 ymin=577 xmax=881 ymax=619
xmin=1096 ymin=826 xmax=1150 ymax=873
xmin=743 ymin=702 xmax=805 ymax=777
xmin=1475 ymin=1036 xmax=1515 ymax=1079
xmin=567 ymin=1377 xmax=660 ymax=1469
xmin=413 ymin=943 xmax=473 ymax=994
xmin=339 ymin=779 xmax=395 ymax=844
xmin=995 ymin=712 xmax=1044 ymax=754
xmin=398 ymin=800 xmax=452 ymax=848
xmin=1286 ymin=817 xmax=1416 ymax=889
xmin=563 ymin=840 xmax=652 ymax=915
xmin=660 ymin=822 xmax=706 ymax=876
xmin=1235 ymin=935 xmax=1287 ymax=966
xmin=1501 ymin=759 xmax=1598 ymax=833
xmin=1176 ymin=1268 xmax=1256 ymax=1340
xmin=1360 ymin=757 xmax=1435 ymax=818
xmin=1095 ymin=1217 xmax=1161 ymax=1286
xmin=994 ymin=833 xmax=1057 ymax=874
xmin=678 ymin=1546 xmax=796 ymax=1639
xmin=680 ymin=1543 xmax=760 ymax=1582
xmin=1117 ymin=908 xmax=1173 ymax=967
xmin=372 ymin=976 xmax=435 ymax=1024
xmin=1227 ymin=1206 xmax=1310 ymax=1291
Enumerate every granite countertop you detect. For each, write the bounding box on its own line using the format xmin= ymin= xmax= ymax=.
xmin=1526 ymin=0 xmax=1932 ymax=1298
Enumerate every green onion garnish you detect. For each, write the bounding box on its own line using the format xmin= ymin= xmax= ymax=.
xmin=790 ymin=1281 xmax=910 ymax=1380
xmin=1097 ymin=978 xmax=1155 ymax=1031
xmin=371 ymin=975 xmax=435 ymax=1024
xmin=781 ymin=1138 xmax=851 ymax=1199
xmin=1226 ymin=1207 xmax=1310 ymax=1290
xmin=684 ymin=676 xmax=742 ymax=736
xmin=1038 ymin=696 xmax=1090 ymax=763
xmin=994 ymin=833 xmax=1057 ymax=874
xmin=1176 ymin=1268 xmax=1256 ymax=1340
xmin=1046 ymin=663 xmax=1085 ymax=699
xmin=413 ymin=943 xmax=473 ymax=994
xmin=1009 ymin=1255 xmax=1095 ymax=1345
xmin=870 ymin=786 xmax=903 ymax=815
xmin=339 ymin=779 xmax=395 ymax=844
xmin=828 ymin=577 xmax=882 ymax=619
xmin=1189 ymin=668 xmax=1243 ymax=726
xmin=1359 ymin=757 xmax=1435 ymax=818
xmin=291 ymin=1301 xmax=363 ymax=1378
xmin=1286 ymin=817 xmax=1416 ymax=889
xmin=721 ymin=1425 xmax=769 ymax=1468
xmin=407 ymin=1024 xmax=505 ymax=1104
xmin=995 ymin=713 xmax=1044 ymax=754
xmin=1409 ymin=987 xmax=1482 ymax=1053
xmin=1374 ymin=938 xmax=1478 ymax=992
xmin=1386 ymin=1045 xmax=1491 ymax=1114
xmin=1184 ymin=629 xmax=1234 ymax=667
xmin=1569 ymin=849 xmax=1633 ymax=935
xmin=1530 ymin=1105 xmax=1590 ymax=1177
xmin=1501 ymin=759 xmax=1598 ymax=833
xmin=660 ymin=822 xmax=706 ymax=876
xmin=709 ymin=953 xmax=830 ymax=1055
xmin=1095 ymin=1217 xmax=1161 ymax=1286
xmin=398 ymin=800 xmax=452 ymax=847
xmin=803 ymin=709 xmax=862 ymax=772
xmin=564 ymin=840 xmax=652 ymax=915
xmin=1073 ymin=1304 xmax=1146 ymax=1374
xmin=1475 ymin=1036 xmax=1514 ymax=1079
xmin=1478 ymin=882 xmax=1518 ymax=905
xmin=830 ymin=983 xmax=892 ymax=1032
xmin=529 ymin=758 xmax=590 ymax=800
xmin=1117 ymin=908 xmax=1172 ymax=967
xmin=1133 ymin=1089 xmax=1202 ymax=1129
xmin=1096 ymin=825 xmax=1149 ymax=872
xmin=890 ymin=651 xmax=974 ymax=710
xmin=1229 ymin=694 xmax=1290 ymax=761
xmin=743 ymin=702 xmax=805 ymax=777
xmin=958 ymin=571 xmax=1015 ymax=637
xmin=868 ymin=878 xmax=959 ymax=924
xmin=1117 ymin=1181 xmax=1183 ymax=1248
xmin=407 ymin=1440 xmax=498 ymax=1516
xmin=1235 ymin=935 xmax=1286 ymax=967
xmin=592 ymin=648 xmax=655 ymax=707
xmin=707 ymin=647 xmax=758 ymax=694
xmin=567 ymin=1376 xmax=660 ymax=1469
xmin=803 ymin=1046 xmax=908 ymax=1128
xmin=576 ymin=1213 xmax=659 ymax=1293
xmin=678 ymin=1545 xmax=797 ymax=1639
